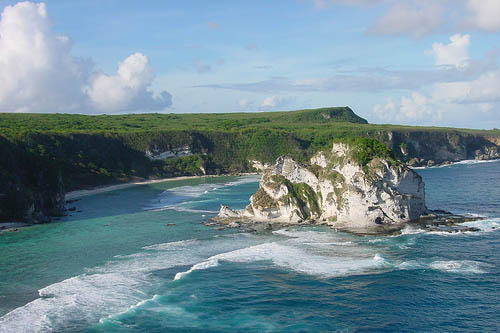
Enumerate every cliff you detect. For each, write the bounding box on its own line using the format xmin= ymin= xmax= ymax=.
xmin=382 ymin=130 xmax=500 ymax=167
xmin=0 ymin=136 xmax=65 ymax=223
xmin=0 ymin=108 xmax=498 ymax=224
xmin=215 ymin=139 xmax=428 ymax=228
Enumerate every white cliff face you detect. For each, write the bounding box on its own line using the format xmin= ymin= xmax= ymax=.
xmin=215 ymin=142 xmax=428 ymax=228
xmin=250 ymin=160 xmax=271 ymax=172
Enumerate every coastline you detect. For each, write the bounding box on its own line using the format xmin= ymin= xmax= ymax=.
xmin=409 ymin=158 xmax=500 ymax=170
xmin=0 ymin=222 xmax=30 ymax=234
xmin=65 ymin=173 xmax=260 ymax=200
xmin=65 ymin=158 xmax=500 ymax=200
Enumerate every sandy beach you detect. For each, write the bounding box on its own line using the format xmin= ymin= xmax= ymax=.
xmin=65 ymin=173 xmax=260 ymax=200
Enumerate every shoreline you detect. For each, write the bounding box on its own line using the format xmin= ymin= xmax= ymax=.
xmin=65 ymin=173 xmax=260 ymax=200
xmin=409 ymin=158 xmax=500 ymax=170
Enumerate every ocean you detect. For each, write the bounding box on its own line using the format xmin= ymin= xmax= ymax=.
xmin=0 ymin=160 xmax=499 ymax=332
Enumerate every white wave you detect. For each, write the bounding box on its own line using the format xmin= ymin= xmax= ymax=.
xmin=273 ymin=229 xmax=354 ymax=243
xmin=411 ymin=158 xmax=500 ymax=170
xmin=397 ymin=259 xmax=489 ymax=274
xmin=150 ymin=205 xmax=218 ymax=214
xmin=303 ymin=241 xmax=354 ymax=246
xmin=461 ymin=218 xmax=500 ymax=233
xmin=144 ymin=175 xmax=259 ymax=211
xmin=174 ymin=259 xmax=219 ymax=280
xmin=429 ymin=260 xmax=487 ymax=274
xmin=399 ymin=225 xmax=425 ymax=235
xmin=208 ymin=242 xmax=389 ymax=278
xmin=454 ymin=159 xmax=500 ymax=165
xmin=162 ymin=183 xmax=220 ymax=199
xmin=221 ymin=175 xmax=261 ymax=187
xmin=398 ymin=260 xmax=426 ymax=270
xmin=0 ymin=234 xmax=266 ymax=332
xmin=0 ymin=272 xmax=149 ymax=333
xmin=142 ymin=239 xmax=199 ymax=251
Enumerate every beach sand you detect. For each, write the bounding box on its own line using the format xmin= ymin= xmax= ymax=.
xmin=65 ymin=173 xmax=259 ymax=200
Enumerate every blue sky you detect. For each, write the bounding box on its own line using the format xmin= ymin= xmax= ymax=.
xmin=0 ymin=0 xmax=499 ymax=128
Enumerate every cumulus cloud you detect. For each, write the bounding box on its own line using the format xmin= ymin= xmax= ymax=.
xmin=368 ymin=1 xmax=444 ymax=38
xmin=373 ymin=92 xmax=435 ymax=123
xmin=431 ymin=34 xmax=470 ymax=67
xmin=432 ymin=70 xmax=500 ymax=104
xmin=0 ymin=1 xmax=171 ymax=113
xmin=88 ymin=53 xmax=172 ymax=112
xmin=371 ymin=86 xmax=499 ymax=127
xmin=371 ymin=33 xmax=500 ymax=127
xmin=0 ymin=2 xmax=86 ymax=112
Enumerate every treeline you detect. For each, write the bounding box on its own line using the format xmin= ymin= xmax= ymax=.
xmin=1 ymin=107 xmax=499 ymax=223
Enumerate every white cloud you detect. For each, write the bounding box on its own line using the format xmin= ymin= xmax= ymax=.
xmin=0 ymin=2 xmax=86 ymax=112
xmin=370 ymin=33 xmax=500 ymax=127
xmin=371 ymin=70 xmax=500 ymax=127
xmin=465 ymin=0 xmax=500 ymax=31
xmin=88 ymin=53 xmax=171 ymax=112
xmin=368 ymin=1 xmax=444 ymax=38
xmin=432 ymin=70 xmax=500 ymax=104
xmin=261 ymin=96 xmax=279 ymax=108
xmin=259 ymin=95 xmax=295 ymax=110
xmin=0 ymin=1 xmax=171 ymax=113
xmin=400 ymin=92 xmax=433 ymax=120
xmin=313 ymin=0 xmax=500 ymax=36
xmin=431 ymin=34 xmax=470 ymax=67
xmin=373 ymin=92 xmax=435 ymax=122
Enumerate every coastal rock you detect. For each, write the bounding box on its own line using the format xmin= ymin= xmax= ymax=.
xmin=215 ymin=141 xmax=428 ymax=228
xmin=250 ymin=160 xmax=272 ymax=172
xmin=145 ymin=145 xmax=193 ymax=160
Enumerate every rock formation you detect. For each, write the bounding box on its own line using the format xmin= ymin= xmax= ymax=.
xmin=215 ymin=140 xmax=428 ymax=228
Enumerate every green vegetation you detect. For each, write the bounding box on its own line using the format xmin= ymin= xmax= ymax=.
xmin=1 ymin=106 xmax=499 ymax=223
xmin=334 ymin=137 xmax=395 ymax=166
xmin=251 ymin=187 xmax=278 ymax=209
xmin=0 ymin=107 xmax=367 ymax=135
xmin=271 ymin=175 xmax=321 ymax=219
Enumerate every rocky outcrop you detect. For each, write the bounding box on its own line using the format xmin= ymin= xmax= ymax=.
xmin=250 ymin=160 xmax=271 ymax=172
xmin=145 ymin=145 xmax=193 ymax=160
xmin=215 ymin=141 xmax=428 ymax=228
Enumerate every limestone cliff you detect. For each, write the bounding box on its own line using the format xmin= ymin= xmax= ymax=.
xmin=216 ymin=141 xmax=428 ymax=228
xmin=383 ymin=131 xmax=500 ymax=167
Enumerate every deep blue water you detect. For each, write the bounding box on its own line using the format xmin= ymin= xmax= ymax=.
xmin=0 ymin=160 xmax=499 ymax=332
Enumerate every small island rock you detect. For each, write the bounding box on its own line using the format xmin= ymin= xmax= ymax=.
xmin=214 ymin=140 xmax=428 ymax=228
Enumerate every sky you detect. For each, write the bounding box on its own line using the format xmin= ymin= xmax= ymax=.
xmin=0 ymin=0 xmax=499 ymax=129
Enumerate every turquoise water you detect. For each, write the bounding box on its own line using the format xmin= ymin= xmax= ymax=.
xmin=1 ymin=162 xmax=499 ymax=332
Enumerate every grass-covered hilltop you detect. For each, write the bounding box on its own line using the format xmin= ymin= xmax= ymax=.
xmin=1 ymin=106 xmax=499 ymax=223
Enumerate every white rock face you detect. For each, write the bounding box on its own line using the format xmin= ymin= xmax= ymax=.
xmin=215 ymin=142 xmax=428 ymax=228
xmin=250 ymin=160 xmax=271 ymax=172
xmin=145 ymin=145 xmax=192 ymax=160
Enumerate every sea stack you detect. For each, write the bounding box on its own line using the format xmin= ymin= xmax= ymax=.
xmin=215 ymin=139 xmax=428 ymax=228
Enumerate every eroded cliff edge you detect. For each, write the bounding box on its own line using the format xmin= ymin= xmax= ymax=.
xmin=215 ymin=139 xmax=429 ymax=229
